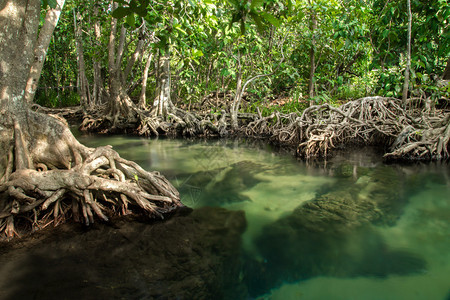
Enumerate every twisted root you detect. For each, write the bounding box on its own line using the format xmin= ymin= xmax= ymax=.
xmin=0 ymin=111 xmax=182 ymax=239
xmin=245 ymin=97 xmax=449 ymax=160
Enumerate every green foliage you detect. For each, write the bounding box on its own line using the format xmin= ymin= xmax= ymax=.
xmin=35 ymin=89 xmax=80 ymax=108
xmin=370 ymin=0 xmax=449 ymax=99
xmin=41 ymin=0 xmax=58 ymax=9
xmin=227 ymin=0 xmax=281 ymax=34
xmin=37 ymin=0 xmax=449 ymax=113
xmin=112 ymin=0 xmax=149 ymax=19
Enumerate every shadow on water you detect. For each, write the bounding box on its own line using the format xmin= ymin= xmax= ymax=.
xmin=0 ymin=207 xmax=247 ymax=300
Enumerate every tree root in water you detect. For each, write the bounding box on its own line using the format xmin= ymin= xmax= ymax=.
xmin=245 ymin=97 xmax=449 ymax=160
xmin=73 ymin=96 xmax=449 ymax=161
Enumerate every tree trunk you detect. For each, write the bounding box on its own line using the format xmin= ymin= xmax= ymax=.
xmin=124 ymin=31 xmax=145 ymax=82
xmin=443 ymin=57 xmax=450 ymax=80
xmin=74 ymin=9 xmax=91 ymax=108
xmin=92 ymin=4 xmax=103 ymax=105
xmin=23 ymin=0 xmax=65 ymax=104
xmin=153 ymin=49 xmax=173 ymax=117
xmin=139 ymin=51 xmax=153 ymax=109
xmin=402 ymin=0 xmax=412 ymax=104
xmin=104 ymin=19 xmax=137 ymax=129
xmin=54 ymin=39 xmax=61 ymax=105
xmin=308 ymin=1 xmax=317 ymax=105
xmin=0 ymin=0 xmax=182 ymax=239
xmin=230 ymin=55 xmax=243 ymax=131
xmin=0 ymin=0 xmax=40 ymax=115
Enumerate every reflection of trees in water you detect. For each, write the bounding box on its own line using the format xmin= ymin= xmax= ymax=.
xmin=178 ymin=159 xmax=267 ymax=207
xmin=180 ymin=145 xmax=232 ymax=206
xmin=176 ymin=139 xmax=271 ymax=207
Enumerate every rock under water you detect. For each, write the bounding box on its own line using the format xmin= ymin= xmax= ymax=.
xmin=244 ymin=165 xmax=427 ymax=297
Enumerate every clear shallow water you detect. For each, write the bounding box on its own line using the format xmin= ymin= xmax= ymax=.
xmin=78 ymin=134 xmax=450 ymax=300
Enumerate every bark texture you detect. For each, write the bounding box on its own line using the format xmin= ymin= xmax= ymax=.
xmin=443 ymin=57 xmax=450 ymax=80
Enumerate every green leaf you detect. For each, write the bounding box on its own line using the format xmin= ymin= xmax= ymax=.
xmin=129 ymin=0 xmax=138 ymax=10
xmin=135 ymin=6 xmax=148 ymax=17
xmin=112 ymin=7 xmax=132 ymax=19
xmin=226 ymin=0 xmax=240 ymax=9
xmin=126 ymin=14 xmax=135 ymax=27
xmin=192 ymin=49 xmax=203 ymax=58
xmin=47 ymin=0 xmax=57 ymax=8
xmin=261 ymin=12 xmax=280 ymax=27
xmin=250 ymin=0 xmax=265 ymax=10
xmin=174 ymin=25 xmax=187 ymax=35
xmin=41 ymin=0 xmax=57 ymax=9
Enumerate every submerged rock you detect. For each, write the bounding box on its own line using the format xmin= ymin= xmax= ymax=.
xmin=0 ymin=207 xmax=247 ymax=300
xmin=244 ymin=164 xmax=427 ymax=297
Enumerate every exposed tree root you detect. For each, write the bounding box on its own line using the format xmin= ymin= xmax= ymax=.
xmin=0 ymin=111 xmax=182 ymax=239
xmin=31 ymin=104 xmax=84 ymax=125
xmin=245 ymin=97 xmax=449 ymax=160
xmin=81 ymin=103 xmax=247 ymax=138
xmin=70 ymin=96 xmax=449 ymax=162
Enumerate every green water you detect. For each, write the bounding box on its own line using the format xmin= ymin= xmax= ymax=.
xmin=78 ymin=134 xmax=450 ymax=300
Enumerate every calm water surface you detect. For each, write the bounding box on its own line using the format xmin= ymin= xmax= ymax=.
xmin=78 ymin=134 xmax=450 ymax=300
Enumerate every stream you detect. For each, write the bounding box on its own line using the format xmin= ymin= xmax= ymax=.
xmin=0 ymin=134 xmax=449 ymax=300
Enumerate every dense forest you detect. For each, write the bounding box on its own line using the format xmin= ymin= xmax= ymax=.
xmin=36 ymin=0 xmax=450 ymax=158
xmin=39 ymin=0 xmax=449 ymax=108
xmin=0 ymin=0 xmax=449 ymax=237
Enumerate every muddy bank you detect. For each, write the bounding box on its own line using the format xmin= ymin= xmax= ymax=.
xmin=0 ymin=207 xmax=247 ymax=300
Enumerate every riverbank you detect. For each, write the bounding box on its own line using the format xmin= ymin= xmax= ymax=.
xmin=1 ymin=137 xmax=449 ymax=299
xmin=36 ymin=97 xmax=450 ymax=162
